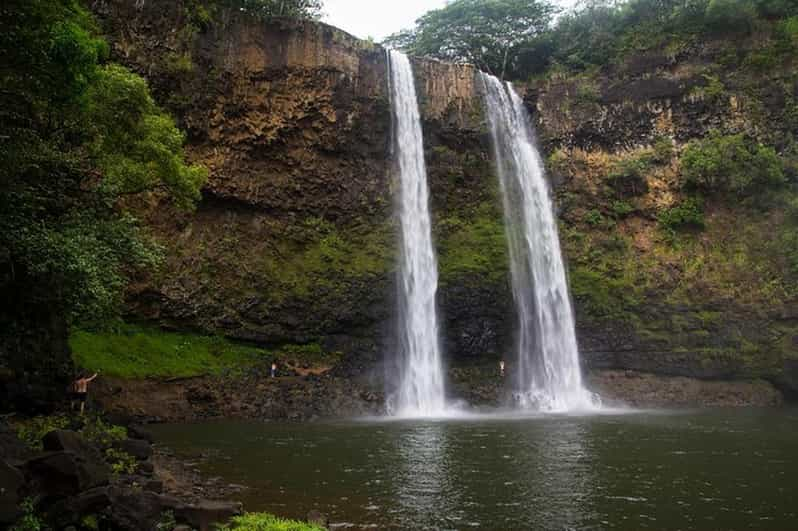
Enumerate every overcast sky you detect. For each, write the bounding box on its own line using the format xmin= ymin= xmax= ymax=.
xmin=322 ymin=0 xmax=580 ymax=42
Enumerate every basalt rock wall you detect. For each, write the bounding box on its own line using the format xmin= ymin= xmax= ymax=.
xmin=90 ymin=0 xmax=797 ymax=397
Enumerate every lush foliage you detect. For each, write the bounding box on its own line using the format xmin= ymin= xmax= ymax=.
xmin=15 ymin=415 xmax=71 ymax=449
xmin=0 ymin=0 xmax=207 ymax=324
xmin=384 ymin=0 xmax=558 ymax=79
xmin=387 ymin=0 xmax=798 ymax=79
xmin=10 ymin=498 xmax=43 ymax=531
xmin=681 ymin=132 xmax=785 ymax=196
xmin=221 ymin=0 xmax=323 ymax=20
xmin=217 ymin=513 xmax=324 ymax=531
xmin=658 ymin=197 xmax=706 ymax=233
xmin=70 ymin=324 xmax=271 ymax=378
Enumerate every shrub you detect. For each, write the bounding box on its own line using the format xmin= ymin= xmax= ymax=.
xmin=681 ymin=132 xmax=785 ymax=196
xmin=105 ymin=448 xmax=137 ymax=475
xmin=216 ymin=512 xmax=324 ymax=531
xmin=611 ymin=200 xmax=635 ymax=218
xmin=81 ymin=416 xmax=127 ymax=448
xmin=11 ymin=498 xmax=42 ymax=531
xmin=652 ymin=136 xmax=675 ymax=163
xmin=705 ymin=0 xmax=757 ymax=34
xmin=16 ymin=415 xmax=70 ymax=450
xmin=607 ymin=155 xmax=651 ymax=197
xmin=658 ymin=197 xmax=705 ymax=233
xmin=584 ymin=209 xmax=604 ymax=226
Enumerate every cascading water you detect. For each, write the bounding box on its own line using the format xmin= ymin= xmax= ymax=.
xmin=388 ymin=50 xmax=447 ymax=417
xmin=481 ymin=73 xmax=599 ymax=412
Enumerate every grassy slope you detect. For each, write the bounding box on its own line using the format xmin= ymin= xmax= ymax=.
xmin=70 ymin=324 xmax=335 ymax=379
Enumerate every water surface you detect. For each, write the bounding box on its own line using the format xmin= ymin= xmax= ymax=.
xmin=151 ymin=409 xmax=798 ymax=530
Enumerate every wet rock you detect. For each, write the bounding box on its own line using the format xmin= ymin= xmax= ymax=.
xmin=43 ymin=430 xmax=95 ymax=454
xmin=112 ymin=438 xmax=152 ymax=460
xmin=106 ymin=487 xmax=183 ymax=531
xmin=137 ymin=460 xmax=155 ymax=476
xmin=175 ymin=500 xmax=242 ymax=531
xmin=46 ymin=486 xmax=111 ymax=528
xmin=143 ymin=479 xmax=163 ymax=493
xmin=26 ymin=450 xmax=110 ymax=497
xmin=127 ymin=424 xmax=154 ymax=443
xmin=0 ymin=459 xmax=24 ymax=524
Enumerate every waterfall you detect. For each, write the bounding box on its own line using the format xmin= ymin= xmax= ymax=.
xmin=480 ymin=73 xmax=599 ymax=412
xmin=388 ymin=50 xmax=447 ymax=417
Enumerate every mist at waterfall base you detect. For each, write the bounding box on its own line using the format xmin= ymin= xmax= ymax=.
xmin=481 ymin=73 xmax=600 ymax=413
xmin=386 ymin=50 xmax=448 ymax=418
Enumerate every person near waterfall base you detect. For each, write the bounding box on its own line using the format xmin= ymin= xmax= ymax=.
xmin=499 ymin=360 xmax=505 ymax=377
xmin=70 ymin=372 xmax=98 ymax=415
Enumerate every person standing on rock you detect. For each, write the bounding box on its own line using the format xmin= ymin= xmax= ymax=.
xmin=271 ymin=362 xmax=277 ymax=378
xmin=70 ymin=372 xmax=98 ymax=415
xmin=499 ymin=360 xmax=505 ymax=378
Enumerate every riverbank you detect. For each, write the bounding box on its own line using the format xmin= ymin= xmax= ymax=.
xmin=89 ymin=365 xmax=786 ymax=424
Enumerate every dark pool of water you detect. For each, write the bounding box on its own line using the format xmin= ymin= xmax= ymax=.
xmin=150 ymin=408 xmax=798 ymax=530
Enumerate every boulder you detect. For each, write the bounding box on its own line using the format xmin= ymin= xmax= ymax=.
xmin=137 ymin=460 xmax=154 ymax=476
xmin=43 ymin=430 xmax=96 ymax=455
xmin=143 ymin=479 xmax=163 ymax=494
xmin=0 ymin=459 xmax=24 ymax=524
xmin=112 ymin=438 xmax=152 ymax=460
xmin=106 ymin=487 xmax=183 ymax=531
xmin=175 ymin=500 xmax=242 ymax=531
xmin=46 ymin=487 xmax=111 ymax=528
xmin=25 ymin=450 xmax=110 ymax=497
xmin=127 ymin=424 xmax=154 ymax=443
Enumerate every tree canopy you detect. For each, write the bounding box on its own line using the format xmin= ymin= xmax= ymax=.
xmin=385 ymin=0 xmax=798 ymax=80
xmin=0 ymin=0 xmax=207 ymax=324
xmin=384 ymin=0 xmax=558 ymax=80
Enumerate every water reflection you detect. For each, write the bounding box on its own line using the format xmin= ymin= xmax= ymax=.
xmin=391 ymin=422 xmax=458 ymax=529
xmin=149 ymin=409 xmax=798 ymax=531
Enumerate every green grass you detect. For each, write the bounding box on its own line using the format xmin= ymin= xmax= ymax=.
xmin=70 ymin=324 xmax=272 ymax=378
xmin=216 ymin=513 xmax=324 ymax=531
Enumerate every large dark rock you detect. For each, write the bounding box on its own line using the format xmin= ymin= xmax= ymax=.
xmin=175 ymin=500 xmax=242 ymax=531
xmin=0 ymin=459 xmax=24 ymax=524
xmin=106 ymin=487 xmax=241 ymax=531
xmin=107 ymin=487 xmax=184 ymax=531
xmin=112 ymin=438 xmax=152 ymax=460
xmin=25 ymin=450 xmax=110 ymax=498
xmin=46 ymin=487 xmax=111 ymax=529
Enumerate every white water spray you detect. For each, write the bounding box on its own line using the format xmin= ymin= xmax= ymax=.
xmin=481 ymin=73 xmax=599 ymax=412
xmin=388 ymin=51 xmax=447 ymax=417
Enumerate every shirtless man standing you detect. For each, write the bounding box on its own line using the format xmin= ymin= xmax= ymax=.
xmin=70 ymin=373 xmax=98 ymax=415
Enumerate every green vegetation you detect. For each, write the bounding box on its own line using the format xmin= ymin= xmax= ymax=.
xmin=383 ymin=0 xmax=557 ymax=80
xmin=437 ymin=203 xmax=508 ymax=284
xmin=217 ymin=513 xmax=324 ymax=531
xmin=681 ymin=132 xmax=785 ymax=196
xmin=658 ymin=197 xmax=706 ymax=234
xmin=70 ymin=324 xmax=336 ymax=378
xmin=259 ymin=219 xmax=393 ymax=302
xmin=0 ymin=0 xmax=207 ymax=325
xmin=70 ymin=325 xmax=270 ymax=378
xmin=105 ymin=447 xmax=137 ymax=475
xmin=10 ymin=498 xmax=43 ymax=531
xmin=16 ymin=415 xmax=71 ymax=450
xmin=216 ymin=0 xmax=323 ymax=20
xmin=387 ymin=0 xmax=798 ymax=80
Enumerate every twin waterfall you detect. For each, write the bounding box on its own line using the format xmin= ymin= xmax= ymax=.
xmin=481 ymin=75 xmax=598 ymax=411
xmin=388 ymin=51 xmax=447 ymax=417
xmin=388 ymin=50 xmax=597 ymax=416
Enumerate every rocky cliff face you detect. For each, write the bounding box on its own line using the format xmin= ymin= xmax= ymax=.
xmin=91 ymin=0 xmax=797 ymax=398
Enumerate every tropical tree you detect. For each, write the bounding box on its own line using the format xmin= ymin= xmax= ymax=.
xmin=384 ymin=0 xmax=558 ymax=80
xmin=0 ymin=0 xmax=207 ymax=324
